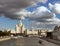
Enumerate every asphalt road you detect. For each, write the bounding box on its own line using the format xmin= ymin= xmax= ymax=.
xmin=0 ymin=36 xmax=59 ymax=46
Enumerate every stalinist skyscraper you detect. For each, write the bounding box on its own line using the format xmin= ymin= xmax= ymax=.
xmin=15 ymin=20 xmax=25 ymax=34
xmin=15 ymin=20 xmax=47 ymax=36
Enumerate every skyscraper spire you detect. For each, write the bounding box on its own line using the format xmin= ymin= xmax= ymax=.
xmin=18 ymin=19 xmax=23 ymax=26
xmin=19 ymin=19 xmax=22 ymax=23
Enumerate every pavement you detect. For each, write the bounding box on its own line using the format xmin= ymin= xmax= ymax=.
xmin=0 ymin=36 xmax=59 ymax=46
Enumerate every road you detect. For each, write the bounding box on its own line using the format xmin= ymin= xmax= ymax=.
xmin=0 ymin=36 xmax=59 ymax=46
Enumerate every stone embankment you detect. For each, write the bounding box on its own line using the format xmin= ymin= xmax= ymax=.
xmin=43 ymin=38 xmax=60 ymax=45
xmin=0 ymin=36 xmax=11 ymax=41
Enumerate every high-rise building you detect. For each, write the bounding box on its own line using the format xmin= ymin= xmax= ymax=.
xmin=15 ymin=20 xmax=25 ymax=34
xmin=15 ymin=20 xmax=47 ymax=37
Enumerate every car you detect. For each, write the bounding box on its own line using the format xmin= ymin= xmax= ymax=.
xmin=17 ymin=36 xmax=23 ymax=38
xmin=24 ymin=35 xmax=29 ymax=37
xmin=39 ymin=40 xmax=43 ymax=44
xmin=12 ymin=36 xmax=18 ymax=39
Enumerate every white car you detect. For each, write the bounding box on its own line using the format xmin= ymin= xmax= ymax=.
xmin=17 ymin=36 xmax=23 ymax=38
xmin=12 ymin=36 xmax=18 ymax=39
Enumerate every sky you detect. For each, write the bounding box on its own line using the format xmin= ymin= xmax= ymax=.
xmin=0 ymin=0 xmax=60 ymax=30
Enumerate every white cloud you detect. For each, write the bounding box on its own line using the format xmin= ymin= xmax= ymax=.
xmin=14 ymin=9 xmax=31 ymax=19
xmin=27 ymin=18 xmax=60 ymax=30
xmin=26 ymin=6 xmax=54 ymax=21
xmin=25 ymin=6 xmax=60 ymax=23
xmin=25 ymin=6 xmax=60 ymax=30
xmin=49 ymin=3 xmax=60 ymax=14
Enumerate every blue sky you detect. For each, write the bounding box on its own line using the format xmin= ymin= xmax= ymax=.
xmin=0 ymin=0 xmax=60 ymax=30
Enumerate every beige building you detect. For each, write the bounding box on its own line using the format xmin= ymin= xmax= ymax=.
xmin=15 ymin=20 xmax=47 ymax=37
xmin=24 ymin=29 xmax=38 ymax=35
xmin=15 ymin=20 xmax=25 ymax=34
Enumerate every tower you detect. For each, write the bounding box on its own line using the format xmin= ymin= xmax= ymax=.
xmin=15 ymin=20 xmax=25 ymax=34
xmin=18 ymin=20 xmax=23 ymax=27
xmin=18 ymin=20 xmax=23 ymax=33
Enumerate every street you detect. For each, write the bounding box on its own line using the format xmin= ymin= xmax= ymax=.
xmin=0 ymin=37 xmax=59 ymax=46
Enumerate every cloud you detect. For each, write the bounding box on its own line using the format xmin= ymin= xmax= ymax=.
xmin=26 ymin=6 xmax=55 ymax=22
xmin=49 ymin=3 xmax=60 ymax=14
xmin=15 ymin=6 xmax=60 ymax=30
xmin=14 ymin=9 xmax=31 ymax=19
xmin=27 ymin=18 xmax=60 ymax=30
xmin=27 ymin=21 xmax=57 ymax=30
xmin=0 ymin=0 xmax=47 ymax=19
xmin=25 ymin=6 xmax=60 ymax=30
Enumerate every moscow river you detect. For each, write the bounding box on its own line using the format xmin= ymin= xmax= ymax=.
xmin=0 ymin=36 xmax=59 ymax=46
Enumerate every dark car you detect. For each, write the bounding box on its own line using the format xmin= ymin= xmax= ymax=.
xmin=24 ymin=35 xmax=29 ymax=37
xmin=39 ymin=40 xmax=43 ymax=44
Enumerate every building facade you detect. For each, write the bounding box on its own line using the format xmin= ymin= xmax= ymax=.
xmin=15 ymin=20 xmax=25 ymax=34
xmin=15 ymin=20 xmax=47 ymax=37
